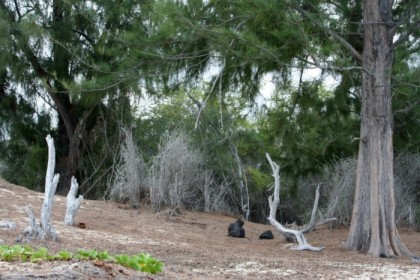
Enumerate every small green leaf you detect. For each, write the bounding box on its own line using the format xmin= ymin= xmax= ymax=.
xmin=115 ymin=254 xmax=129 ymax=266
xmin=30 ymin=247 xmax=49 ymax=262
xmin=52 ymin=250 xmax=72 ymax=260
xmin=128 ymin=259 xmax=141 ymax=271
xmin=75 ymin=249 xmax=90 ymax=259
xmin=97 ymin=250 xmax=111 ymax=261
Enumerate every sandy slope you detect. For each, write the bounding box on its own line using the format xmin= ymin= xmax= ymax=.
xmin=0 ymin=178 xmax=419 ymax=279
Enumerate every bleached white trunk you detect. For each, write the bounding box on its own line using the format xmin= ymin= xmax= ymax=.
xmin=266 ymin=153 xmax=325 ymax=251
xmin=266 ymin=153 xmax=280 ymax=222
xmin=65 ymin=176 xmax=84 ymax=226
xmin=21 ymin=135 xmax=59 ymax=241
xmin=40 ymin=135 xmax=59 ymax=231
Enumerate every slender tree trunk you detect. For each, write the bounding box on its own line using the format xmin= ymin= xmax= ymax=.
xmin=344 ymin=0 xmax=410 ymax=257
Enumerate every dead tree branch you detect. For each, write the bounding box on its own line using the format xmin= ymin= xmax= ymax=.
xmin=266 ymin=153 xmax=325 ymax=251
xmin=301 ymin=185 xmax=337 ymax=234
xmin=0 ymin=220 xmax=16 ymax=229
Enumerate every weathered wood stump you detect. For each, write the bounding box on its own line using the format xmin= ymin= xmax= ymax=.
xmin=65 ymin=176 xmax=84 ymax=226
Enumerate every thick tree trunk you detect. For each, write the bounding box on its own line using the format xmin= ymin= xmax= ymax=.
xmin=344 ymin=0 xmax=410 ymax=257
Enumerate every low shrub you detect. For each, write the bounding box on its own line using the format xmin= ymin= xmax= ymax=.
xmin=0 ymin=245 xmax=164 ymax=274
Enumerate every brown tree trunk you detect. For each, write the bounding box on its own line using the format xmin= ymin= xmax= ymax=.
xmin=343 ymin=0 xmax=410 ymax=257
xmin=51 ymin=0 xmax=81 ymax=193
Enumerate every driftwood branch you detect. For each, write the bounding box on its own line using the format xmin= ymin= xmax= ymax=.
xmin=301 ymin=185 xmax=337 ymax=234
xmin=266 ymin=153 xmax=325 ymax=251
xmin=0 ymin=220 xmax=16 ymax=229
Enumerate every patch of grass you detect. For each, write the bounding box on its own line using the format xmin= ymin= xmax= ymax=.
xmin=0 ymin=245 xmax=164 ymax=274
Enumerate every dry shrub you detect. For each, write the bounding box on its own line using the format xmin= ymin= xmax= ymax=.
xmin=105 ymin=127 xmax=147 ymax=208
xmin=202 ymin=175 xmax=239 ymax=215
xmin=314 ymin=154 xmax=419 ymax=228
xmin=394 ymin=153 xmax=420 ymax=228
xmin=316 ymin=158 xmax=357 ymax=226
xmin=148 ymin=130 xmax=206 ymax=211
xmin=293 ymin=159 xmax=356 ymax=227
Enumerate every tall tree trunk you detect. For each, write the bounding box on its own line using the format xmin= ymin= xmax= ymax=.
xmin=51 ymin=0 xmax=81 ymax=193
xmin=343 ymin=0 xmax=410 ymax=257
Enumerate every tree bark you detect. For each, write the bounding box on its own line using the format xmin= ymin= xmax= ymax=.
xmin=343 ymin=0 xmax=410 ymax=257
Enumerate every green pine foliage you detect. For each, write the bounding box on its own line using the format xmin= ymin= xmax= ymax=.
xmin=0 ymin=0 xmax=418 ymax=225
xmin=258 ymin=82 xmax=359 ymax=179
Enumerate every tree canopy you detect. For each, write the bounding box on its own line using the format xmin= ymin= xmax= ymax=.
xmin=0 ymin=0 xmax=419 ymax=257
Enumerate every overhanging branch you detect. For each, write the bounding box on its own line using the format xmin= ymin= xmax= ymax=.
xmin=293 ymin=6 xmax=362 ymax=62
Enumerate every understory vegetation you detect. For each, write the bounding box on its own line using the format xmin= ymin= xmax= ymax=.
xmin=0 ymin=245 xmax=164 ymax=274
xmin=105 ymin=123 xmax=420 ymax=228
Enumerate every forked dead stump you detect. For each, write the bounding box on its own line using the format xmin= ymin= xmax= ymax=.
xmin=21 ymin=135 xmax=84 ymax=240
xmin=22 ymin=205 xmax=57 ymax=241
xmin=65 ymin=176 xmax=84 ymax=226
xmin=21 ymin=135 xmax=59 ymax=241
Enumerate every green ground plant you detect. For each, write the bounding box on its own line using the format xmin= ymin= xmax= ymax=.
xmin=0 ymin=245 xmax=164 ymax=274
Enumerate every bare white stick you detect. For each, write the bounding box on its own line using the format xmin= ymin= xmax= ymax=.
xmin=0 ymin=220 xmax=16 ymax=229
xmin=302 ymin=184 xmax=337 ymax=234
xmin=65 ymin=176 xmax=84 ymax=226
xmin=266 ymin=153 xmax=325 ymax=252
xmin=266 ymin=153 xmax=280 ymax=221
xmin=22 ymin=205 xmax=38 ymax=239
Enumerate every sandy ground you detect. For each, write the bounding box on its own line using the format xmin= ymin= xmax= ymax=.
xmin=0 ymin=178 xmax=419 ymax=279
